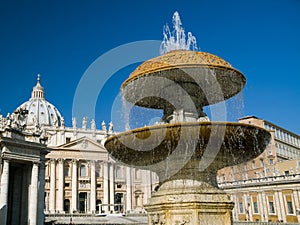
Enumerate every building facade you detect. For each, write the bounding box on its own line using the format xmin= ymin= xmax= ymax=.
xmin=2 ymin=76 xmax=300 ymax=224
xmin=43 ymin=125 xmax=158 ymax=215
xmin=6 ymin=76 xmax=159 ymax=218
xmin=0 ymin=113 xmax=49 ymax=225
xmin=218 ymin=116 xmax=300 ymax=223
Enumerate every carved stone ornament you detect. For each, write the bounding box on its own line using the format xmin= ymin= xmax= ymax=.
xmin=151 ymin=213 xmax=166 ymax=225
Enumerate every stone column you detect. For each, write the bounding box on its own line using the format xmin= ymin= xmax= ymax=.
xmin=45 ymin=193 xmax=49 ymax=213
xmin=243 ymin=193 xmax=249 ymax=221
xmin=71 ymin=159 xmax=77 ymax=213
xmin=274 ymin=191 xmax=282 ymax=221
xmin=37 ymin=160 xmax=46 ymax=225
xmin=142 ymin=170 xmax=151 ymax=206
xmin=109 ymin=163 xmax=115 ymax=212
xmin=257 ymin=192 xmax=265 ymax=221
xmin=0 ymin=159 xmax=9 ymax=225
xmin=49 ymin=159 xmax=56 ymax=213
xmin=293 ymin=190 xmax=300 ymax=222
xmin=103 ymin=162 xmax=109 ymax=213
xmin=232 ymin=194 xmax=239 ymax=221
xmin=87 ymin=192 xmax=90 ymax=213
xmin=126 ymin=167 xmax=132 ymax=212
xmin=261 ymin=192 xmax=268 ymax=222
xmin=278 ymin=191 xmax=286 ymax=222
xmin=293 ymin=190 xmax=300 ymax=209
xmin=90 ymin=161 xmax=96 ymax=213
xmin=28 ymin=163 xmax=39 ymax=225
xmin=57 ymin=158 xmax=64 ymax=213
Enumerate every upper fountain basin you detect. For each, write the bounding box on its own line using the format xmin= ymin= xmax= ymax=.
xmin=121 ymin=50 xmax=246 ymax=114
xmin=104 ymin=122 xmax=271 ymax=183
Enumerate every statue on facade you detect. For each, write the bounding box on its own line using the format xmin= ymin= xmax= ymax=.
xmin=61 ymin=117 xmax=65 ymax=127
xmin=82 ymin=117 xmax=87 ymax=129
xmin=72 ymin=117 xmax=77 ymax=129
xmin=91 ymin=119 xmax=96 ymax=130
xmin=108 ymin=121 xmax=113 ymax=134
xmin=4 ymin=108 xmax=29 ymax=131
xmin=101 ymin=121 xmax=107 ymax=132
xmin=0 ymin=114 xmax=5 ymax=130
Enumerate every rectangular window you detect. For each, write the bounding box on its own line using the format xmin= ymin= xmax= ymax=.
xmin=116 ymin=166 xmax=122 ymax=179
xmin=222 ymin=174 xmax=226 ymax=181
xmin=64 ymin=164 xmax=70 ymax=177
xmin=230 ymin=167 xmax=234 ymax=173
xmin=135 ymin=169 xmax=141 ymax=180
xmin=269 ymin=201 xmax=275 ymax=214
xmin=253 ymin=202 xmax=259 ymax=214
xmin=287 ymin=201 xmax=294 ymax=214
xmin=269 ymin=159 xmax=274 ymax=165
xmin=80 ymin=164 xmax=87 ymax=177
xmin=95 ymin=164 xmax=101 ymax=177
xmin=284 ymin=170 xmax=289 ymax=176
xmin=66 ymin=137 xmax=71 ymax=143
xmin=239 ymin=202 xmax=244 ymax=213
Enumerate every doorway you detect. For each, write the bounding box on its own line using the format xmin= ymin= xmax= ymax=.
xmin=79 ymin=192 xmax=87 ymax=213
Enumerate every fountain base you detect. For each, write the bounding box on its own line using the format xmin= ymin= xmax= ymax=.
xmin=145 ymin=179 xmax=233 ymax=225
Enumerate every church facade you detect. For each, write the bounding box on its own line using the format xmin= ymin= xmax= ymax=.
xmin=43 ymin=119 xmax=158 ymax=215
xmin=0 ymin=76 xmax=159 ymax=224
xmin=0 ymin=108 xmax=49 ymax=224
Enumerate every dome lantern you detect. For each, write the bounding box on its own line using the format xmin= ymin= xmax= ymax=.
xmin=31 ymin=74 xmax=45 ymax=99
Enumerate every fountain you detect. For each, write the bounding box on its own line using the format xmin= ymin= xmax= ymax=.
xmin=105 ymin=12 xmax=271 ymax=225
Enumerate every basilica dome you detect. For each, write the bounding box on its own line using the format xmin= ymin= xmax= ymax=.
xmin=14 ymin=75 xmax=63 ymax=127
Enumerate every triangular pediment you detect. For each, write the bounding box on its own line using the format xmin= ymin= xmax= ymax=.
xmin=56 ymin=136 xmax=107 ymax=153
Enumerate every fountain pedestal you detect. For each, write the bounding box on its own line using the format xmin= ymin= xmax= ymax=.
xmin=145 ymin=179 xmax=233 ymax=225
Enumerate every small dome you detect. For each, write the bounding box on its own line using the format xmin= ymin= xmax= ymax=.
xmin=14 ymin=75 xmax=63 ymax=127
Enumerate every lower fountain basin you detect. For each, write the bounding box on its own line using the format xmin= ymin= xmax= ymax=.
xmin=105 ymin=122 xmax=270 ymax=184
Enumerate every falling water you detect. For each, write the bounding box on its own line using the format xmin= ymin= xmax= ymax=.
xmin=122 ymin=96 xmax=131 ymax=131
xmin=160 ymin=11 xmax=198 ymax=55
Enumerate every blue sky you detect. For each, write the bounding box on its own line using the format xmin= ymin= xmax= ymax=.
xmin=0 ymin=0 xmax=299 ymax=134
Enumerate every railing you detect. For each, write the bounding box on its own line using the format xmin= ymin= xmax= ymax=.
xmin=234 ymin=222 xmax=299 ymax=225
xmin=219 ymin=174 xmax=300 ymax=189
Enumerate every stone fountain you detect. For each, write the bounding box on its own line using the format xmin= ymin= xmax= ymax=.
xmin=105 ymin=12 xmax=271 ymax=225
